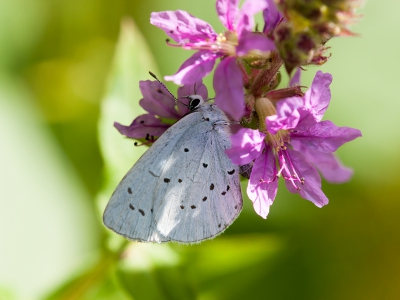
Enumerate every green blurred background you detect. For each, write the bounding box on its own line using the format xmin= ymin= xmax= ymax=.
xmin=1 ymin=0 xmax=399 ymax=299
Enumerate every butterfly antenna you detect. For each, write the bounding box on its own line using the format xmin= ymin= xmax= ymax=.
xmin=148 ymin=71 xmax=188 ymax=107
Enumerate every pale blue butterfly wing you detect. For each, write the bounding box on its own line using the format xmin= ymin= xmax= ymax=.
xmin=103 ymin=103 xmax=243 ymax=244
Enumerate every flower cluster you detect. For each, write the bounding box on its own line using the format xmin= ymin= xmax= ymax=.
xmin=150 ymin=0 xmax=276 ymax=120
xmin=226 ymin=71 xmax=361 ymax=218
xmin=116 ymin=0 xmax=362 ymax=218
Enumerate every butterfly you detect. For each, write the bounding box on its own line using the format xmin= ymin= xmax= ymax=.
xmin=103 ymin=79 xmax=243 ymax=244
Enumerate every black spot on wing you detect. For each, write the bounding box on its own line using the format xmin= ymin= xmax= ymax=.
xmin=221 ymin=191 xmax=226 ymax=195
xmin=191 ymin=205 xmax=196 ymax=209
xmin=139 ymin=209 xmax=145 ymax=216
xmin=228 ymin=169 xmax=235 ymax=175
xmin=180 ymin=205 xmax=184 ymax=209
xmin=164 ymin=178 xmax=170 ymax=183
xmin=203 ymin=163 xmax=208 ymax=168
xmin=227 ymin=185 xmax=230 ymax=191
xmin=178 ymin=179 xmax=182 ymax=183
xmin=202 ymin=196 xmax=207 ymax=202
xmin=210 ymin=183 xmax=214 ymax=190
xmin=129 ymin=204 xmax=135 ymax=210
xmin=127 ymin=187 xmax=132 ymax=194
xmin=184 ymin=148 xmax=189 ymax=152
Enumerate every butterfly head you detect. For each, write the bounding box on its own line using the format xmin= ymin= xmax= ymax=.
xmin=148 ymin=71 xmax=206 ymax=113
xmin=186 ymin=95 xmax=205 ymax=112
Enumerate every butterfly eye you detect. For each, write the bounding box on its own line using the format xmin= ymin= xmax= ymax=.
xmin=187 ymin=95 xmax=204 ymax=111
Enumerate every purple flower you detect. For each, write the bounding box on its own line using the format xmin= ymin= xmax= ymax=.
xmin=289 ymin=67 xmax=302 ymax=87
xmin=226 ymin=71 xmax=362 ymax=218
xmin=263 ymin=0 xmax=283 ymax=36
xmin=150 ymin=0 xmax=276 ymax=120
xmin=115 ymin=79 xmax=207 ymax=143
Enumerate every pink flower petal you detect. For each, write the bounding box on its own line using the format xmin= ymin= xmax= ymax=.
xmin=225 ymin=128 xmax=265 ymax=165
xmin=289 ymin=67 xmax=301 ymax=86
xmin=165 ymin=50 xmax=218 ymax=85
xmin=291 ymin=140 xmax=354 ymax=183
xmin=291 ymin=120 xmax=362 ymax=153
xmin=247 ymin=146 xmax=278 ymax=219
xmin=236 ymin=0 xmax=268 ymax=35
xmin=213 ymin=57 xmax=245 ymax=120
xmin=216 ymin=0 xmax=240 ymax=31
xmin=150 ymin=10 xmax=217 ymax=43
xmin=283 ymin=149 xmax=329 ymax=207
xmin=139 ymin=80 xmax=180 ymax=119
xmin=263 ymin=0 xmax=282 ymax=35
xmin=114 ymin=114 xmax=169 ymax=139
xmin=303 ymin=70 xmax=333 ymax=122
xmin=236 ymin=31 xmax=275 ymax=56
xmin=266 ymin=97 xmax=302 ymax=134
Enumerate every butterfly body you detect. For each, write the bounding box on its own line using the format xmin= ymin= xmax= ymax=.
xmin=103 ymin=102 xmax=243 ymax=244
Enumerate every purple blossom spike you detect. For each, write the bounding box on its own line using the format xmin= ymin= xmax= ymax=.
xmin=226 ymin=71 xmax=361 ymax=219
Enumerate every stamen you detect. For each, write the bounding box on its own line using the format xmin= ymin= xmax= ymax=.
xmin=259 ymin=177 xmax=277 ymax=184
xmin=277 ymin=149 xmax=304 ymax=191
xmin=165 ymin=32 xmax=237 ymax=55
xmin=217 ymin=33 xmax=227 ymax=43
xmin=265 ymin=130 xmax=289 ymax=152
xmin=134 ymin=140 xmax=152 ymax=146
xmin=166 ymin=38 xmax=219 ymax=52
xmin=134 ymin=135 xmax=157 ymax=147
xmin=165 ymin=39 xmax=183 ymax=48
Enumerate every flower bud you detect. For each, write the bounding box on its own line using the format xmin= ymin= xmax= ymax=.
xmin=274 ymin=0 xmax=361 ymax=72
xmin=255 ymin=97 xmax=276 ymax=132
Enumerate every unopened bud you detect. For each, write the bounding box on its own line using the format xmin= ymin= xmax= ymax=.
xmin=275 ymin=23 xmax=323 ymax=73
xmin=255 ymin=97 xmax=276 ymax=132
